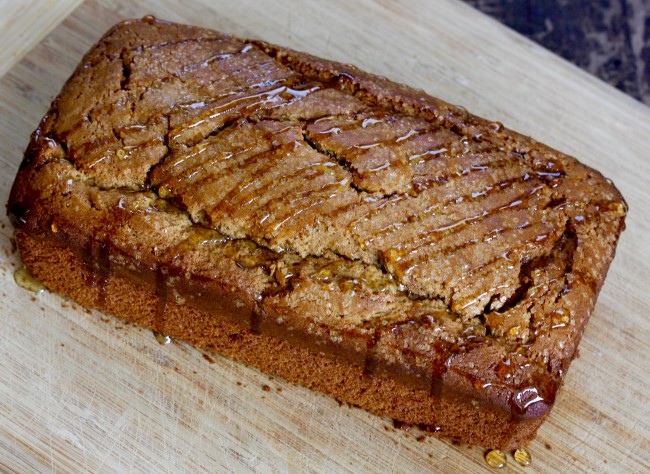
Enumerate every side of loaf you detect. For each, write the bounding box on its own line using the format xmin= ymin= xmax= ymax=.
xmin=8 ymin=17 xmax=626 ymax=450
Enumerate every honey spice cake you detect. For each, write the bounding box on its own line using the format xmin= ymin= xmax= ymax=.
xmin=8 ymin=17 xmax=627 ymax=449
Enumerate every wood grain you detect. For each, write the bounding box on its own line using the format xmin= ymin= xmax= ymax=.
xmin=0 ymin=0 xmax=649 ymax=472
xmin=0 ymin=0 xmax=83 ymax=77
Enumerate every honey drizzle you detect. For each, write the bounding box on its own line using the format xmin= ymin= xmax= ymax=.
xmin=68 ymin=45 xmax=277 ymax=160
xmin=347 ymin=192 xmax=410 ymax=230
xmin=180 ymin=144 xmax=283 ymax=212
xmin=169 ymin=80 xmax=319 ymax=146
xmin=514 ymin=448 xmax=532 ymax=466
xmin=170 ymin=71 xmax=288 ymax=120
xmin=194 ymin=42 xmax=255 ymax=69
xmin=409 ymin=130 xmax=494 ymax=162
xmin=362 ymin=328 xmax=381 ymax=377
xmin=83 ymin=240 xmax=111 ymax=307
xmin=308 ymin=116 xmax=439 ymax=180
xmin=171 ymin=49 xmax=291 ymax=102
xmin=86 ymin=137 xmax=167 ymax=172
xmin=166 ymin=140 xmax=257 ymax=193
xmin=127 ymin=36 xmax=234 ymax=60
xmin=225 ymin=149 xmax=338 ymax=219
xmin=363 ymin=178 xmax=538 ymax=252
xmin=397 ymin=214 xmax=560 ymax=283
xmin=388 ymin=178 xmax=546 ymax=262
xmin=309 ymin=113 xmax=430 ymax=148
xmin=412 ymin=154 xmax=519 ymax=191
xmin=14 ymin=267 xmax=45 ymax=293
xmin=170 ymin=88 xmax=286 ymax=143
xmin=134 ymin=39 xmax=256 ymax=87
xmin=237 ymin=162 xmax=327 ymax=213
xmin=310 ymin=113 xmax=386 ymax=132
xmin=257 ymin=170 xmax=350 ymax=231
xmin=155 ymin=268 xmax=168 ymax=336
xmin=161 ymin=140 xmax=211 ymax=175
xmin=62 ymin=37 xmax=238 ymax=133
xmin=360 ymin=177 xmax=541 ymax=260
xmin=347 ymin=146 xmax=515 ymax=234
xmin=163 ymin=120 xmax=300 ymax=204
xmin=267 ymin=182 xmax=350 ymax=236
xmin=465 ymin=235 xmax=560 ymax=291
xmin=356 ymin=314 xmax=462 ymax=397
xmin=209 ymin=141 xmax=301 ymax=216
xmin=343 ymin=128 xmax=429 ymax=156
xmin=163 ymin=79 xmax=320 ymax=187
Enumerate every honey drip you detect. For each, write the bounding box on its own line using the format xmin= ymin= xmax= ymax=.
xmin=14 ymin=266 xmax=45 ymax=293
xmin=250 ymin=311 xmax=261 ymax=334
xmin=153 ymin=331 xmax=171 ymax=345
xmin=514 ymin=448 xmax=531 ymax=466
xmin=485 ymin=449 xmax=507 ymax=468
xmin=83 ymin=241 xmax=111 ymax=307
xmin=155 ymin=268 xmax=168 ymax=336
xmin=362 ymin=329 xmax=381 ymax=377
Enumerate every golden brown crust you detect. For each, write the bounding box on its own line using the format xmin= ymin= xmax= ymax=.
xmin=7 ymin=17 xmax=626 ymax=449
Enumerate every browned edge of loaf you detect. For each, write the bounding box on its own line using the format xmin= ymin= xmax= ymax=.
xmin=6 ymin=17 xmax=627 ymax=450
xmin=15 ymin=229 xmax=547 ymax=450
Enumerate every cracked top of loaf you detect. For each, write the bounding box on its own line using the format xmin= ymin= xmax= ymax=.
xmin=8 ymin=17 xmax=626 ymax=419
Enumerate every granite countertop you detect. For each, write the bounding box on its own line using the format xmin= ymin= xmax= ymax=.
xmin=463 ymin=0 xmax=650 ymax=105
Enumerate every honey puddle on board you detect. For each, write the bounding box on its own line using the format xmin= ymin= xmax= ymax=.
xmin=14 ymin=266 xmax=45 ymax=293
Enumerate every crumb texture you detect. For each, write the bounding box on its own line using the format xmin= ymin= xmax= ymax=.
xmin=8 ymin=18 xmax=626 ymax=440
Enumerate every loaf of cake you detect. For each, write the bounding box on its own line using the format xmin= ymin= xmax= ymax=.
xmin=8 ymin=17 xmax=627 ymax=450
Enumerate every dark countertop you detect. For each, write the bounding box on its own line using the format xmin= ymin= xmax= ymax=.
xmin=462 ymin=0 xmax=650 ymax=105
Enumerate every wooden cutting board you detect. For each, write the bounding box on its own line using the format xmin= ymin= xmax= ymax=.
xmin=1 ymin=0 xmax=649 ymax=472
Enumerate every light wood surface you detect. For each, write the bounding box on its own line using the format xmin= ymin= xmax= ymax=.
xmin=1 ymin=1 xmax=649 ymax=472
xmin=0 ymin=0 xmax=83 ymax=77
